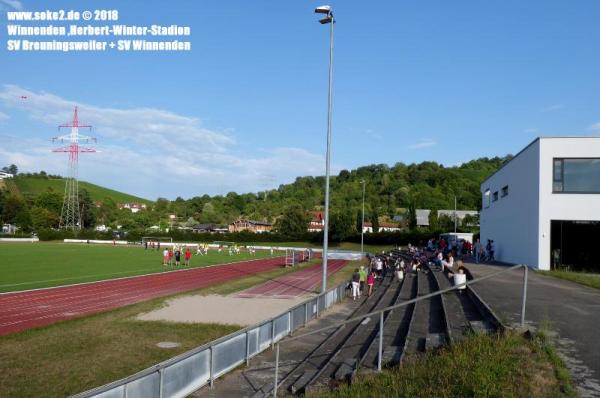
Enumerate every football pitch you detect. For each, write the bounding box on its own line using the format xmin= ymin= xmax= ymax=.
xmin=0 ymin=243 xmax=275 ymax=293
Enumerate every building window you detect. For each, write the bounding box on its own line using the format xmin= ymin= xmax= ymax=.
xmin=492 ymin=191 xmax=498 ymax=202
xmin=501 ymin=185 xmax=509 ymax=197
xmin=484 ymin=189 xmax=490 ymax=208
xmin=553 ymin=158 xmax=600 ymax=193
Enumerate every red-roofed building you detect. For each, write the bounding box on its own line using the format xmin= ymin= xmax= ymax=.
xmin=308 ymin=211 xmax=325 ymax=232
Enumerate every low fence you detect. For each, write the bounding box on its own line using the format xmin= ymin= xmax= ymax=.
xmin=71 ymin=282 xmax=349 ymax=398
xmin=0 ymin=237 xmax=38 ymax=243
xmin=64 ymin=239 xmax=129 ymax=245
xmin=60 ymin=240 xmax=364 ymax=261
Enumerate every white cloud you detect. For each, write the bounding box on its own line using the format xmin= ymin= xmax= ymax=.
xmin=0 ymin=0 xmax=23 ymax=10
xmin=541 ymin=104 xmax=564 ymax=113
xmin=408 ymin=139 xmax=436 ymax=150
xmin=589 ymin=122 xmax=600 ymax=131
xmin=0 ymin=85 xmax=327 ymax=199
xmin=0 ymin=111 xmax=9 ymax=122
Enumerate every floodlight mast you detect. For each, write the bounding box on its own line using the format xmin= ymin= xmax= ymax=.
xmin=315 ymin=5 xmax=335 ymax=293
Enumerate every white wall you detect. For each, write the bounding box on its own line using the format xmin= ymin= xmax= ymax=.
xmin=480 ymin=140 xmax=540 ymax=268
xmin=537 ymin=138 xmax=600 ymax=269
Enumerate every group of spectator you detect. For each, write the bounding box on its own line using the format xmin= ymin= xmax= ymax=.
xmin=427 ymin=238 xmax=474 ymax=257
xmin=473 ymin=239 xmax=495 ymax=263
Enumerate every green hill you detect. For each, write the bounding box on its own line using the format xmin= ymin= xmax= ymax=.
xmin=12 ymin=176 xmax=152 ymax=205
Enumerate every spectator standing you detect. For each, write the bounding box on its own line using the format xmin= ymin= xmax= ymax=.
xmin=375 ymin=257 xmax=383 ymax=278
xmin=367 ymin=272 xmax=375 ymax=297
xmin=359 ymin=266 xmax=367 ymax=295
xmin=474 ymin=239 xmax=482 ymax=263
xmin=439 ymin=238 xmax=447 ymax=253
xmin=395 ymin=262 xmax=404 ymax=282
xmin=351 ymin=269 xmax=361 ymax=301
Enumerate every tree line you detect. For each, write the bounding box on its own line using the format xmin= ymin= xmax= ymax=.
xmin=0 ymin=155 xmax=510 ymax=239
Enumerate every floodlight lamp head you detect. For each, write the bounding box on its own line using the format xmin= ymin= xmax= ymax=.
xmin=319 ymin=16 xmax=333 ymax=24
xmin=315 ymin=5 xmax=331 ymax=14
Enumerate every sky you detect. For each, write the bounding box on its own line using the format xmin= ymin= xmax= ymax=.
xmin=0 ymin=0 xmax=599 ymax=200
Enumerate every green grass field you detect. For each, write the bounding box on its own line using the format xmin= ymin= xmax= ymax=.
xmin=0 ymin=243 xmax=276 ymax=293
xmin=12 ymin=176 xmax=152 ymax=204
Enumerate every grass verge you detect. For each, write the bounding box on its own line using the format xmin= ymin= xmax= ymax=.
xmin=539 ymin=270 xmax=600 ymax=290
xmin=313 ymin=331 xmax=577 ymax=398
xmin=0 ymin=258 xmax=319 ymax=397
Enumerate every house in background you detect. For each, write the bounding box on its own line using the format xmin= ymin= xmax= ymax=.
xmin=192 ymin=223 xmax=219 ymax=233
xmin=2 ymin=224 xmax=18 ymax=234
xmin=229 ymin=219 xmax=273 ymax=233
xmin=416 ymin=209 xmax=431 ymax=227
xmin=362 ymin=221 xmax=401 ymax=233
xmin=437 ymin=210 xmax=479 ymax=226
xmin=118 ymin=203 xmax=147 ymax=213
xmin=308 ymin=211 xmax=324 ymax=232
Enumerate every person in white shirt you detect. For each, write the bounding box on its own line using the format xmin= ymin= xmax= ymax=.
xmin=441 ymin=253 xmax=454 ymax=273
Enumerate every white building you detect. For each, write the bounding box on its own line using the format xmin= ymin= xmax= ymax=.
xmin=480 ymin=137 xmax=600 ymax=271
xmin=0 ymin=172 xmax=14 ymax=179
xmin=118 ymin=203 xmax=147 ymax=213
xmin=416 ymin=209 xmax=430 ymax=227
xmin=362 ymin=222 xmax=401 ymax=233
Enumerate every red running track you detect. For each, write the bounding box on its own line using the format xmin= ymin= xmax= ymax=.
xmin=0 ymin=256 xmax=287 ymax=337
xmin=235 ymin=259 xmax=348 ymax=299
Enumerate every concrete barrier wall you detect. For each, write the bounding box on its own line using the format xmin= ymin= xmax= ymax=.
xmin=0 ymin=237 xmax=39 ymax=243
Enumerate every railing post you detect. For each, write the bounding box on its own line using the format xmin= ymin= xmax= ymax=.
xmin=273 ymin=342 xmax=280 ymax=398
xmin=304 ymin=302 xmax=308 ymax=326
xmin=209 ymin=346 xmax=214 ymax=389
xmin=246 ymin=330 xmax=250 ymax=366
xmin=521 ymin=265 xmax=528 ymax=328
xmin=158 ymin=368 xmax=164 ymax=398
xmin=316 ymin=295 xmax=320 ymax=318
xmin=378 ymin=311 xmax=384 ymax=372
xmin=271 ymin=319 xmax=275 ymax=349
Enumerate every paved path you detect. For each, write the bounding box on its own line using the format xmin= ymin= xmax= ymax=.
xmin=0 ymin=256 xmax=286 ymax=336
xmin=235 ymin=260 xmax=348 ymax=299
xmin=467 ymin=261 xmax=600 ymax=398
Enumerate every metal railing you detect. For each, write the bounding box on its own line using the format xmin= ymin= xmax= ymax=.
xmin=71 ymin=282 xmax=350 ymax=398
xmin=271 ymin=263 xmax=529 ymax=397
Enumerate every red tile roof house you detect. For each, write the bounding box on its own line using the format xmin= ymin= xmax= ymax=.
xmin=308 ymin=211 xmax=325 ymax=232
